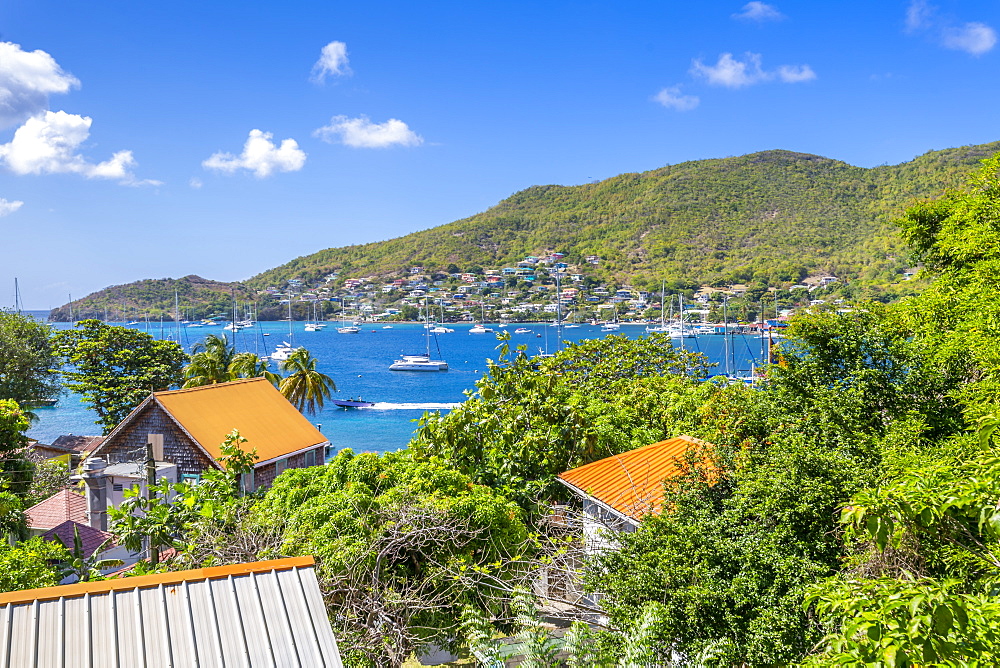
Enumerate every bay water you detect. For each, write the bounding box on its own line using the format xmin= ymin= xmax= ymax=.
xmin=25 ymin=316 xmax=768 ymax=454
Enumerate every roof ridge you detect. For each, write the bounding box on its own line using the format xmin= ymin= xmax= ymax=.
xmin=0 ymin=556 xmax=317 ymax=605
xmin=153 ymin=377 xmax=269 ymax=397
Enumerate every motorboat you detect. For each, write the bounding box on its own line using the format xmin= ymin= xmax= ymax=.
xmin=469 ymin=324 xmax=493 ymax=334
xmin=429 ymin=325 xmax=454 ymax=333
xmin=331 ymin=398 xmax=376 ymax=408
xmin=337 ymin=325 xmax=360 ymax=334
xmin=271 ymin=341 xmax=296 ymax=361
xmin=514 ymin=327 xmax=532 ymax=334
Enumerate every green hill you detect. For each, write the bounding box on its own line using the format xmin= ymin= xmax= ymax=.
xmin=50 ymin=275 xmax=254 ymax=322
xmin=52 ymin=141 xmax=1000 ymax=319
xmin=247 ymin=143 xmax=1000 ymax=292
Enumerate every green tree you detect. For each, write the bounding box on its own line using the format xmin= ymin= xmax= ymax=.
xmin=0 ymin=537 xmax=69 ymax=593
xmin=0 ymin=399 xmax=36 ymax=500
xmin=411 ymin=333 xmax=715 ymax=506
xmin=278 ymin=348 xmax=336 ymax=414
xmin=0 ymin=310 xmax=60 ymax=408
xmin=182 ymin=333 xmax=236 ymax=387
xmin=182 ymin=334 xmax=280 ymax=388
xmin=250 ymin=449 xmax=529 ymax=667
xmin=54 ymin=320 xmax=187 ymax=433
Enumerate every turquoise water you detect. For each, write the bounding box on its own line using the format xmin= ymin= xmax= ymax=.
xmin=26 ymin=317 xmax=769 ymax=453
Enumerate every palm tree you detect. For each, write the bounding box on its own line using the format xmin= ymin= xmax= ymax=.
xmin=278 ymin=348 xmax=336 ymax=414
xmin=182 ymin=334 xmax=236 ymax=388
xmin=229 ymin=352 xmax=281 ymax=386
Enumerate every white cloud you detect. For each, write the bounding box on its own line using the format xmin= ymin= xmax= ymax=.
xmin=311 ymin=41 xmax=351 ymax=82
xmin=653 ymin=86 xmax=700 ymax=111
xmin=0 ymin=198 xmax=24 ymax=216
xmin=777 ymin=64 xmax=816 ymax=83
xmin=732 ymin=2 xmax=785 ymax=22
xmin=203 ymin=129 xmax=307 ymax=177
xmin=905 ymin=0 xmax=934 ymax=32
xmin=189 ymin=177 xmax=203 ymax=189
xmin=314 ymin=115 xmax=424 ymax=148
xmin=0 ymin=110 xmax=156 ymax=185
xmin=0 ymin=42 xmax=79 ymax=129
xmin=690 ymin=52 xmax=815 ymax=88
xmin=691 ymin=53 xmax=766 ymax=87
xmin=905 ymin=2 xmax=997 ymax=55
xmin=942 ymin=22 xmax=997 ymax=55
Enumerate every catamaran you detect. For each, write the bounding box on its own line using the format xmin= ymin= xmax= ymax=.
xmin=389 ymin=303 xmax=448 ymax=371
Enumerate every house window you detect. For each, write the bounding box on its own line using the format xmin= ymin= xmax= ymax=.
xmin=240 ymin=470 xmax=255 ymax=493
xmin=181 ymin=473 xmax=201 ymax=484
xmin=304 ymin=449 xmax=316 ymax=467
xmin=112 ymin=483 xmax=123 ymax=492
xmin=275 ymin=458 xmax=289 ymax=474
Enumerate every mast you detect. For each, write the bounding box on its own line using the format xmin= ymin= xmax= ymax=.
xmin=723 ymin=297 xmax=730 ymax=377
xmin=660 ymin=280 xmax=665 ymax=329
xmin=679 ymin=294 xmax=684 ymax=352
xmin=425 ymin=301 xmax=431 ymax=358
xmin=174 ymin=290 xmax=181 ymax=346
xmin=554 ymin=270 xmax=563 ymax=353
xmin=13 ymin=278 xmax=21 ymax=314
xmin=68 ymin=294 xmax=73 ymax=323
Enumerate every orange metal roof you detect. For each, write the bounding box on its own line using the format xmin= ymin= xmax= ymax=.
xmin=558 ymin=435 xmax=714 ymax=521
xmin=153 ymin=378 xmax=327 ymax=464
xmin=0 ymin=555 xmax=316 ymax=604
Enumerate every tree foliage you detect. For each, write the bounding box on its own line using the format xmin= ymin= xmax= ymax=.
xmin=54 ymin=320 xmax=187 ymax=433
xmin=278 ymin=347 xmax=336 ymax=414
xmin=0 ymin=310 xmax=60 ymax=407
xmin=250 ymin=449 xmax=529 ymax=666
xmin=182 ymin=334 xmax=280 ymax=388
xmin=411 ymin=333 xmax=715 ymax=507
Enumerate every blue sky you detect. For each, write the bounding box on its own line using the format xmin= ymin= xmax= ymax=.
xmin=3 ymin=0 xmax=999 ymax=308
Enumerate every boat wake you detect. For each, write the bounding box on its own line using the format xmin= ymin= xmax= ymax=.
xmin=369 ymin=402 xmax=461 ymax=410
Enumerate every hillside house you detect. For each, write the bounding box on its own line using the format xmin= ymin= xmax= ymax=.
xmin=557 ymin=435 xmax=715 ymax=552
xmin=88 ymin=378 xmax=330 ymax=493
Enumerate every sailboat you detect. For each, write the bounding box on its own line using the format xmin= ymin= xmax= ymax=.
xmin=389 ymin=303 xmax=448 ymax=371
xmin=305 ymin=301 xmax=327 ymax=331
xmin=646 ymin=281 xmax=670 ymax=333
xmin=271 ymin=296 xmax=297 ymax=361
xmin=337 ymin=303 xmax=360 ymax=333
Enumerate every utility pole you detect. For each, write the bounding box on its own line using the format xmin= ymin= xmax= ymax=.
xmin=145 ymin=438 xmax=159 ymax=565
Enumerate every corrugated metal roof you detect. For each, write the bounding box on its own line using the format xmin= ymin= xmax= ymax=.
xmin=0 ymin=556 xmax=343 ymax=668
xmin=557 ymin=435 xmax=714 ymax=521
xmin=153 ymin=378 xmax=328 ymax=464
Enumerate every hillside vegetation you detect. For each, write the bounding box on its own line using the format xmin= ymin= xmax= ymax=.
xmin=50 ymin=276 xmax=254 ymax=322
xmin=53 ymin=141 xmax=1000 ymax=319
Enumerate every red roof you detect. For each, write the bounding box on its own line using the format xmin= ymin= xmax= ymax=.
xmin=41 ymin=520 xmax=112 ymax=558
xmin=50 ymin=435 xmax=104 ymax=454
xmin=26 ymin=489 xmax=87 ymax=531
xmin=557 ymin=435 xmax=714 ymax=521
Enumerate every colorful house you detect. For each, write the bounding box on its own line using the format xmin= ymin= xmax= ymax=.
xmin=88 ymin=378 xmax=330 ymax=492
xmin=557 ymin=435 xmax=715 ymax=544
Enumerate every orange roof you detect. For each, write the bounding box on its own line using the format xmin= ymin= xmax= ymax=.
xmin=153 ymin=378 xmax=327 ymax=464
xmin=557 ymin=435 xmax=714 ymax=522
xmin=26 ymin=489 xmax=87 ymax=531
